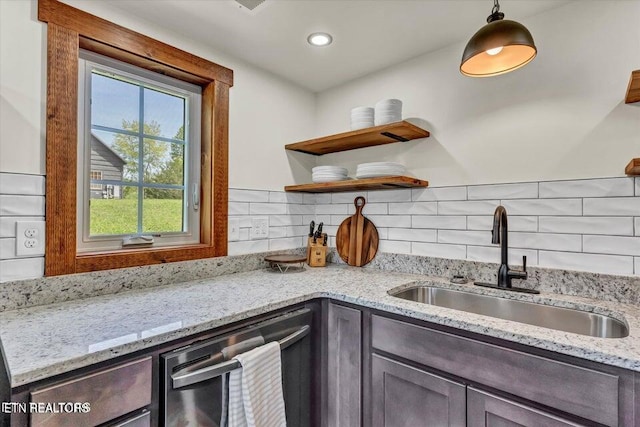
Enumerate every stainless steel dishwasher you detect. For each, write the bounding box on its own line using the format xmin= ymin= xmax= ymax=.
xmin=161 ymin=308 xmax=313 ymax=427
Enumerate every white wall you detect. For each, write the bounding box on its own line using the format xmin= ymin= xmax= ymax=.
xmin=0 ymin=0 xmax=317 ymax=190
xmin=315 ymin=1 xmax=640 ymax=186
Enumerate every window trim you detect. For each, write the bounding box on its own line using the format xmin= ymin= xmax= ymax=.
xmin=39 ymin=0 xmax=232 ymax=275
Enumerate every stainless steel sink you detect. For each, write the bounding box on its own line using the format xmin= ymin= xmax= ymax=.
xmin=390 ymin=286 xmax=629 ymax=338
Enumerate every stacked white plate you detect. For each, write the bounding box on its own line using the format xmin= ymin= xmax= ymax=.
xmin=374 ymin=99 xmax=402 ymax=126
xmin=350 ymin=106 xmax=375 ymax=130
xmin=356 ymin=162 xmax=406 ymax=179
xmin=312 ymin=166 xmax=349 ymax=183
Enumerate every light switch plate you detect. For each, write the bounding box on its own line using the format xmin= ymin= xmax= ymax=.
xmin=15 ymin=220 xmax=45 ymax=257
xmin=251 ymin=217 xmax=269 ymax=239
xmin=229 ymin=218 xmax=240 ymax=241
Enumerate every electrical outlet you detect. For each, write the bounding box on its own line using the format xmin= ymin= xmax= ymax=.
xmin=250 ymin=217 xmax=269 ymax=239
xmin=228 ymin=218 xmax=240 ymax=241
xmin=16 ymin=221 xmax=45 ymax=257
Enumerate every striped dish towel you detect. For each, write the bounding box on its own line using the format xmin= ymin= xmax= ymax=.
xmin=227 ymin=341 xmax=287 ymax=427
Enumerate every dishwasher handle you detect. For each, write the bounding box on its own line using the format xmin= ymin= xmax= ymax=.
xmin=171 ymin=324 xmax=310 ymax=390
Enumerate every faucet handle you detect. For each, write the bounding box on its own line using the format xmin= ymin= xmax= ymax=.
xmin=522 ymin=255 xmax=527 ymax=272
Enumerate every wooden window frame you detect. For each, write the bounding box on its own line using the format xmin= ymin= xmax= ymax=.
xmin=38 ymin=0 xmax=232 ymax=275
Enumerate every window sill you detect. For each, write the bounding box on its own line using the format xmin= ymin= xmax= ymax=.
xmin=75 ymin=244 xmax=222 ymax=273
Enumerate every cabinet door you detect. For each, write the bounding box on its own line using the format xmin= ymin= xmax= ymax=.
xmin=467 ymin=388 xmax=586 ymax=427
xmin=326 ymin=303 xmax=361 ymax=427
xmin=371 ymin=354 xmax=466 ymax=427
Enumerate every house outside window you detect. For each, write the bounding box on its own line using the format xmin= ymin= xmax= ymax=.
xmin=77 ymin=50 xmax=202 ymax=252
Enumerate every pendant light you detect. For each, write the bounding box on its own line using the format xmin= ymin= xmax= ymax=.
xmin=460 ymin=0 xmax=537 ymax=77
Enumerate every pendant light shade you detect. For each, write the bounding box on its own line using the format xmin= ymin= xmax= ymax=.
xmin=460 ymin=0 xmax=537 ymax=77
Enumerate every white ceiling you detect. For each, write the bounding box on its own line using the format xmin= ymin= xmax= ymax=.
xmin=102 ymin=0 xmax=572 ymax=92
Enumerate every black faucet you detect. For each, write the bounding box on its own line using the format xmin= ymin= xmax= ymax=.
xmin=475 ymin=206 xmax=539 ymax=294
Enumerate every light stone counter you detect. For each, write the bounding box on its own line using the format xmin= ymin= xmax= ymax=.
xmin=1 ymin=264 xmax=640 ymax=387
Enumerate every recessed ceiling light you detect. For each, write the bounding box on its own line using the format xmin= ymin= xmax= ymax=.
xmin=307 ymin=32 xmax=333 ymax=47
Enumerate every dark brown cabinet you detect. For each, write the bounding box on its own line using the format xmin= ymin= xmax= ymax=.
xmin=326 ymin=302 xmax=362 ymax=427
xmin=467 ymin=388 xmax=585 ymax=427
xmin=371 ymin=354 xmax=466 ymax=427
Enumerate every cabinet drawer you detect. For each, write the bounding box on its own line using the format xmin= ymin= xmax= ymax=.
xmin=371 ymin=315 xmax=619 ymax=426
xmin=107 ymin=410 xmax=151 ymax=427
xmin=31 ymin=357 xmax=152 ymax=427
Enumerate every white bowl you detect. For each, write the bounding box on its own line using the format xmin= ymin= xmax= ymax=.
xmin=351 ymin=106 xmax=374 ymax=114
xmin=375 ymin=99 xmax=402 ymax=107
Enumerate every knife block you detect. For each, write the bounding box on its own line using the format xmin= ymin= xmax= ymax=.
xmin=307 ymin=236 xmax=327 ymax=267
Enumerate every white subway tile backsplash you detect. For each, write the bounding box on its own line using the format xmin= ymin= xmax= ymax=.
xmin=0 ymin=238 xmax=16 ymax=259
xmin=0 ymin=216 xmax=44 ymax=238
xmin=269 ymin=226 xmax=304 ymax=239
xmin=636 ymin=218 xmax=640 ymax=236
xmin=269 ymin=237 xmax=303 ymax=251
xmin=0 ymin=258 xmax=44 ymax=282
xmin=377 ymin=228 xmax=389 ymax=240
xmin=467 ymin=216 xmax=538 ymax=232
xmin=583 ymin=197 xmax=640 ymax=216
xmin=412 ymin=216 xmax=466 ymax=230
xmin=228 ymin=239 xmax=270 ymax=256
xmin=466 ymin=246 xmax=538 ymax=266
xmin=0 ymin=173 xmax=45 ymax=195
xmin=510 ymin=232 xmax=582 ymax=252
xmin=387 ymin=228 xmax=436 ymax=242
xmin=367 ymin=215 xmax=411 ymax=228
xmin=286 ymin=204 xmax=315 ymax=215
xmin=538 ymin=251 xmax=634 ymax=275
xmin=269 ymin=191 xmax=303 ymax=204
xmin=270 ymin=215 xmax=303 ymax=226
xmin=0 ymin=195 xmax=45 ymax=216
xmin=388 ymin=202 xmax=437 ymax=215
xmin=501 ymin=199 xmax=582 ymax=216
xmin=438 ymin=230 xmax=492 ymax=246
xmin=636 ymin=178 xmax=640 ymax=196
xmin=539 ymin=178 xmax=634 ymax=198
xmin=368 ymin=189 xmax=412 ymax=203
xmin=583 ymin=235 xmax=640 ymax=256
xmin=412 ymin=186 xmax=467 ymax=202
xmin=635 ymin=257 xmax=640 ymax=275
xmin=228 ymin=202 xmax=249 ymax=215
xmin=468 ymin=182 xmax=538 ymax=200
xmin=539 ymin=217 xmax=633 ymax=236
xmin=348 ymin=202 xmax=388 ymax=215
xmin=437 ymin=200 xmax=500 ymax=215
xmin=317 ymin=204 xmax=349 ymax=215
xmin=312 ymin=194 xmax=331 ymax=204
xmin=412 ymin=242 xmax=466 ymax=259
xmin=229 ymin=189 xmax=269 ymax=202
xmin=331 ymin=191 xmax=367 ymax=203
xmin=379 ymin=240 xmax=411 ymax=254
xmin=250 ymin=203 xmax=286 ymax=215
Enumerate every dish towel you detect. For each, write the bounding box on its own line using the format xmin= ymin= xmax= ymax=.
xmin=227 ymin=341 xmax=287 ymax=427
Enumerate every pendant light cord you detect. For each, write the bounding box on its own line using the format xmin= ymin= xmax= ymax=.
xmin=487 ymin=0 xmax=505 ymax=23
xmin=492 ymin=0 xmax=500 ymax=15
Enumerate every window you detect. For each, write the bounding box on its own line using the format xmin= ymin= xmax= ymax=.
xmin=77 ymin=51 xmax=201 ymax=252
xmin=40 ymin=0 xmax=232 ymax=275
xmin=89 ymin=171 xmax=103 ymax=191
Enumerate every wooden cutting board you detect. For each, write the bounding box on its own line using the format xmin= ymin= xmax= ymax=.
xmin=336 ymin=196 xmax=379 ymax=266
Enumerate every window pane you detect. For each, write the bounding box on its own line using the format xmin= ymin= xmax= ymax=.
xmin=91 ymin=72 xmax=139 ymax=132
xmin=90 ymin=130 xmax=138 ymax=183
xmin=144 ymin=87 xmax=185 ymax=140
xmin=143 ymin=140 xmax=184 ymax=186
xmin=90 ymin=186 xmax=138 ymax=236
xmin=143 ymin=188 xmax=184 ymax=233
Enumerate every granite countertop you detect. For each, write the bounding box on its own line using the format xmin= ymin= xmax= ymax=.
xmin=1 ymin=264 xmax=640 ymax=387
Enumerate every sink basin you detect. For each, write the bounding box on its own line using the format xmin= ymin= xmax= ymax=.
xmin=390 ymin=286 xmax=629 ymax=338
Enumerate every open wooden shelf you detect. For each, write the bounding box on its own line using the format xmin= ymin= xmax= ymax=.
xmin=626 ymin=70 xmax=640 ymax=103
xmin=285 ymin=176 xmax=429 ymax=193
xmin=285 ymin=120 xmax=430 ymax=155
xmin=626 ymin=158 xmax=640 ymax=176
